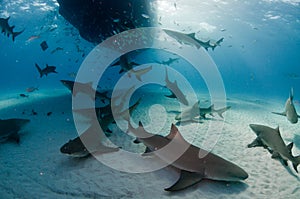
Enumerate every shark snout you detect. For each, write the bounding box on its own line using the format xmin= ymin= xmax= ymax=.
xmin=249 ymin=124 xmax=262 ymax=135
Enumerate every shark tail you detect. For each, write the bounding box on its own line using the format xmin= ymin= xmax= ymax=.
xmin=287 ymin=142 xmax=300 ymax=173
xmin=12 ymin=29 xmax=24 ymax=42
xmin=292 ymin=155 xmax=300 ymax=173
xmin=35 ymin=63 xmax=43 ymax=77
xmin=216 ymin=37 xmax=224 ymax=46
xmin=215 ymin=106 xmax=231 ymax=118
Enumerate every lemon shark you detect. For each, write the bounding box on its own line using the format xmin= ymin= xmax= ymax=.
xmin=163 ymin=29 xmax=224 ymax=51
xmin=128 ymin=122 xmax=248 ymax=191
xmin=35 ymin=63 xmax=58 ymax=77
xmin=165 ymin=68 xmax=189 ymax=106
xmin=60 ymin=125 xmax=119 ymax=158
xmin=248 ymin=124 xmax=300 ymax=173
xmin=111 ymin=54 xmax=152 ymax=81
xmin=0 ymin=17 xmax=24 ymax=41
xmin=62 ymin=98 xmax=141 ymax=157
xmin=272 ymin=88 xmax=300 ymax=124
xmin=175 ymin=101 xmax=231 ymax=122
xmin=0 ymin=118 xmax=30 ymax=143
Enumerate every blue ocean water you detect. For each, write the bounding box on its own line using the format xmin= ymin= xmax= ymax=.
xmin=0 ymin=0 xmax=299 ymax=99
xmin=1 ymin=0 xmax=300 ymax=198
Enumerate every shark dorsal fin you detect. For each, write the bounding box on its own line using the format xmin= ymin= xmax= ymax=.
xmin=174 ymin=80 xmax=178 ymax=86
xmin=192 ymin=101 xmax=200 ymax=109
xmin=187 ymin=33 xmax=196 ymax=38
xmin=205 ymin=40 xmax=210 ymax=45
xmin=138 ymin=121 xmax=143 ymax=127
xmin=168 ymin=124 xmax=190 ymax=146
xmin=166 ymin=124 xmax=178 ymax=140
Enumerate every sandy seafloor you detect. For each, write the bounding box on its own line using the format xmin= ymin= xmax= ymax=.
xmin=0 ymin=89 xmax=300 ymax=199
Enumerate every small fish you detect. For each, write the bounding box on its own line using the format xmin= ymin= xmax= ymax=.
xmin=31 ymin=110 xmax=37 ymax=115
xmin=47 ymin=112 xmax=52 ymax=116
xmin=26 ymin=35 xmax=40 ymax=42
xmin=26 ymin=87 xmax=38 ymax=93
xmin=141 ymin=14 xmax=150 ymax=19
xmin=19 ymin=94 xmax=29 ymax=98
xmin=50 ymin=47 xmax=64 ymax=54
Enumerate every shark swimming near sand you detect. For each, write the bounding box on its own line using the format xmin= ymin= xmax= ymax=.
xmin=163 ymin=29 xmax=224 ymax=51
xmin=0 ymin=118 xmax=30 ymax=143
xmin=0 ymin=17 xmax=24 ymax=41
xmin=248 ymin=124 xmax=300 ymax=173
xmin=63 ymin=98 xmax=141 ymax=157
xmin=60 ymin=80 xmax=110 ymax=103
xmin=35 ymin=63 xmax=58 ymax=77
xmin=60 ymin=125 xmax=119 ymax=158
xmin=175 ymin=101 xmax=231 ymax=122
xmin=165 ymin=68 xmax=189 ymax=106
xmin=128 ymin=122 xmax=248 ymax=191
xmin=272 ymin=88 xmax=300 ymax=124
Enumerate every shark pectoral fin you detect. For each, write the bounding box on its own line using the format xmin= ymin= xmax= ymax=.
xmin=247 ymin=137 xmax=264 ymax=148
xmin=271 ymin=151 xmax=280 ymax=159
xmin=271 ymin=111 xmax=286 ymax=116
xmin=165 ymin=170 xmax=203 ymax=191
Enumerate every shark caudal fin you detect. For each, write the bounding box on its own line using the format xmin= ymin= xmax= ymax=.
xmin=216 ymin=38 xmax=224 ymax=46
xmin=35 ymin=63 xmax=43 ymax=77
xmin=215 ymin=106 xmax=231 ymax=118
xmin=287 ymin=142 xmax=300 ymax=173
xmin=292 ymin=155 xmax=300 ymax=173
xmin=12 ymin=29 xmax=24 ymax=42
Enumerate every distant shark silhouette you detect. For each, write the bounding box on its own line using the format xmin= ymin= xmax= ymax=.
xmin=165 ymin=68 xmax=189 ymax=106
xmin=272 ymin=88 xmax=300 ymax=124
xmin=175 ymin=101 xmax=200 ymax=122
xmin=156 ymin=57 xmax=179 ymax=65
xmin=111 ymin=54 xmax=152 ymax=81
xmin=35 ymin=63 xmax=58 ymax=77
xmin=128 ymin=122 xmax=248 ymax=191
xmin=0 ymin=118 xmax=30 ymax=143
xmin=163 ymin=29 xmax=223 ymax=51
xmin=60 ymin=80 xmax=110 ymax=103
xmin=0 ymin=17 xmax=24 ymax=41
xmin=248 ymin=124 xmax=300 ymax=173
xmin=175 ymin=101 xmax=231 ymax=122
xmin=199 ymin=104 xmax=231 ymax=119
